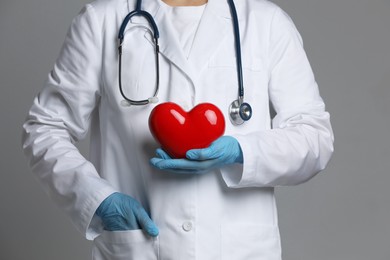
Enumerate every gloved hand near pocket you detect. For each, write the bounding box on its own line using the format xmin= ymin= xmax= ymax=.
xmin=95 ymin=192 xmax=159 ymax=237
xmin=150 ymin=136 xmax=243 ymax=174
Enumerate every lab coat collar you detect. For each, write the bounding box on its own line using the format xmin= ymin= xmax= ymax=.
xmin=127 ymin=0 xmax=193 ymax=79
xmin=126 ymin=0 xmax=234 ymax=81
xmin=187 ymin=0 xmax=233 ymax=74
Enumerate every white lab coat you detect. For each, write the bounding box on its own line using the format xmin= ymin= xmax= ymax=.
xmin=22 ymin=0 xmax=334 ymax=259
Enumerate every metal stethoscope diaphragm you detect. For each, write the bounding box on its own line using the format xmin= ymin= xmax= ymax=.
xmin=229 ymin=97 xmax=252 ymax=125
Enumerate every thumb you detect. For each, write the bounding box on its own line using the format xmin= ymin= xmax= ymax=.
xmin=186 ymin=145 xmax=219 ymax=161
xmin=135 ymin=207 xmax=159 ymax=237
xmin=187 ymin=137 xmax=228 ymax=160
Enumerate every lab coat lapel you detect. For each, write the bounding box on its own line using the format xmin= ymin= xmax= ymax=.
xmin=187 ymin=0 xmax=231 ymax=74
xmin=128 ymin=0 xmax=194 ymax=79
xmin=155 ymin=8 xmax=194 ymax=76
xmin=126 ymin=0 xmax=233 ymax=80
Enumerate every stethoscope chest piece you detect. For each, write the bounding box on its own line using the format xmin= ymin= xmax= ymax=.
xmin=229 ymin=98 xmax=252 ymax=125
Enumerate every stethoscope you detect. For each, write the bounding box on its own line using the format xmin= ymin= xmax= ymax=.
xmin=118 ymin=0 xmax=252 ymax=125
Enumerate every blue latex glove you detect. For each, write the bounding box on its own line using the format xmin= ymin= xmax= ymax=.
xmin=95 ymin=192 xmax=159 ymax=237
xmin=150 ymin=136 xmax=243 ymax=174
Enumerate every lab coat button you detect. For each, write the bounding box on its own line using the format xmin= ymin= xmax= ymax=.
xmin=182 ymin=222 xmax=193 ymax=232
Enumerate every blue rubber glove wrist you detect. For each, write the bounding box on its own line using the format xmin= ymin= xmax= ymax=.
xmin=96 ymin=192 xmax=159 ymax=236
xmin=150 ymin=136 xmax=243 ymax=174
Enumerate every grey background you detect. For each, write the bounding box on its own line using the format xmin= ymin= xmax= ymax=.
xmin=1 ymin=0 xmax=389 ymax=259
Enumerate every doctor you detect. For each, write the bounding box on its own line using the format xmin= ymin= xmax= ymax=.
xmin=22 ymin=0 xmax=334 ymax=259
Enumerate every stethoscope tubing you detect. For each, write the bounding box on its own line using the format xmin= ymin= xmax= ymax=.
xmin=118 ymin=0 xmax=251 ymax=124
xmin=118 ymin=38 xmax=160 ymax=106
xmin=226 ymin=0 xmax=244 ymax=99
xmin=118 ymin=5 xmax=160 ymax=106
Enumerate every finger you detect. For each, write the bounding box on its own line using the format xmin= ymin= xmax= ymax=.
xmin=154 ymin=158 xmax=201 ymax=170
xmin=186 ymin=145 xmax=221 ymax=161
xmin=122 ymin=204 xmax=141 ymax=230
xmin=187 ymin=136 xmax=228 ymax=160
xmin=102 ymin=217 xmax=134 ymax=231
xmin=101 ymin=208 xmax=139 ymax=231
xmin=150 ymin=157 xmax=208 ymax=174
xmin=153 ymin=158 xmax=217 ymax=172
xmin=186 ymin=149 xmax=207 ymax=160
xmin=150 ymin=157 xmax=164 ymax=168
xmin=156 ymin=148 xmax=171 ymax=159
xmin=134 ymin=206 xmax=159 ymax=237
xmin=151 ymin=158 xmax=194 ymax=171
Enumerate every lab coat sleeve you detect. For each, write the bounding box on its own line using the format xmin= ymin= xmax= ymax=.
xmin=22 ymin=5 xmax=117 ymax=239
xmin=221 ymin=6 xmax=334 ymax=187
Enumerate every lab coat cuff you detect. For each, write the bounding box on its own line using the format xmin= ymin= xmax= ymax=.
xmin=220 ymin=134 xmax=257 ymax=188
xmin=80 ymin=185 xmax=118 ymax=240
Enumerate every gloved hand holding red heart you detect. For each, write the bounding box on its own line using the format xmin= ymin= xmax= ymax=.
xmin=148 ymin=102 xmax=243 ymax=174
xmin=148 ymin=102 xmax=226 ymax=158
xmin=150 ymin=136 xmax=243 ymax=174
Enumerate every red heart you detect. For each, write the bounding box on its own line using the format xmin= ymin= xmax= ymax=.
xmin=149 ymin=102 xmax=225 ymax=158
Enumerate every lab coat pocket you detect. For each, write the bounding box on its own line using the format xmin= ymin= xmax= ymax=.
xmin=221 ymin=224 xmax=281 ymax=260
xmin=92 ymin=230 xmax=159 ymax=260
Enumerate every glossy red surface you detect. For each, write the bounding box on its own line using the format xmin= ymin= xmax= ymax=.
xmin=149 ymin=102 xmax=226 ymax=158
